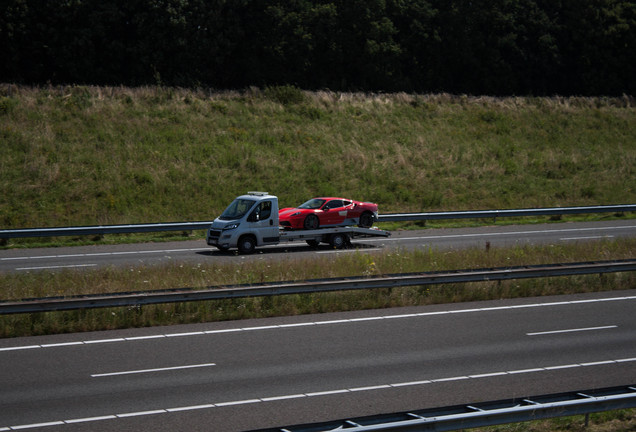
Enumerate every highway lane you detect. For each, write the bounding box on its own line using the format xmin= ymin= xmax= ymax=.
xmin=1 ymin=290 xmax=635 ymax=431
xmin=1 ymin=220 xmax=635 ymax=272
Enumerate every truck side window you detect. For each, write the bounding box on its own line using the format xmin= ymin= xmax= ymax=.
xmin=249 ymin=201 xmax=272 ymax=222
xmin=259 ymin=201 xmax=272 ymax=220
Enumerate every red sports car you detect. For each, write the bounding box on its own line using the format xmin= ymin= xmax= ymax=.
xmin=279 ymin=197 xmax=378 ymax=230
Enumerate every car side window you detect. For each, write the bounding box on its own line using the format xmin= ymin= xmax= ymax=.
xmin=325 ymin=199 xmax=343 ymax=209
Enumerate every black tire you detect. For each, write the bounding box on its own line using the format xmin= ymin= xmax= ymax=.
xmin=358 ymin=211 xmax=374 ymax=228
xmin=306 ymin=239 xmax=320 ymax=247
xmin=238 ymin=235 xmax=256 ymax=254
xmin=303 ymin=214 xmax=319 ymax=230
xmin=329 ymin=233 xmax=348 ymax=249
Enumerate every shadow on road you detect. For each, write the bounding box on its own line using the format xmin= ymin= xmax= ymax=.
xmin=195 ymin=242 xmax=382 ymax=257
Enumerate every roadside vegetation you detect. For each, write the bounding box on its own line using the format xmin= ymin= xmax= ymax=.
xmin=1 ymin=85 xmax=635 ymax=235
xmin=476 ymin=409 xmax=635 ymax=432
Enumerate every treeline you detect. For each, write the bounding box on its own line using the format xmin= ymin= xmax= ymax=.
xmin=1 ymin=0 xmax=635 ymax=95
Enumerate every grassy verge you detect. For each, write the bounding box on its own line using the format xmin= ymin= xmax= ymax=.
xmin=475 ymin=409 xmax=635 ymax=432
xmin=1 ymin=238 xmax=634 ymax=338
xmin=2 ymin=86 xmax=635 ymax=232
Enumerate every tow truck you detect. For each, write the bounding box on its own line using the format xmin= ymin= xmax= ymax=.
xmin=207 ymin=192 xmax=390 ymax=253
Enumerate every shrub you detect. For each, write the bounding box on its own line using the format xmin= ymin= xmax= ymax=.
xmin=264 ymin=85 xmax=307 ymax=105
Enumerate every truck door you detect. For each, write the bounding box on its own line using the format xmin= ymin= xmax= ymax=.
xmin=248 ymin=200 xmax=279 ymax=244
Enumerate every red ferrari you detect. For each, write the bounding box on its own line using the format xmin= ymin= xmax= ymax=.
xmin=279 ymin=197 xmax=379 ymax=230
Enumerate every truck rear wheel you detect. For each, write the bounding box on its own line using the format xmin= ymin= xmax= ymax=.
xmin=238 ymin=235 xmax=256 ymax=254
xmin=329 ymin=233 xmax=348 ymax=249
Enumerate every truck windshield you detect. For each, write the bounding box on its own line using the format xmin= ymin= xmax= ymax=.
xmin=219 ymin=198 xmax=256 ymax=220
xmin=298 ymin=198 xmax=325 ymax=210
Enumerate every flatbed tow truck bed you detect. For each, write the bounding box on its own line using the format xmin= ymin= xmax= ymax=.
xmin=278 ymin=226 xmax=390 ymax=242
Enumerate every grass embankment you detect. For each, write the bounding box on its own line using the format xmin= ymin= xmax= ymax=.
xmin=1 ymin=238 xmax=634 ymax=338
xmin=1 ymin=85 xmax=635 ymax=235
xmin=477 ymin=409 xmax=635 ymax=432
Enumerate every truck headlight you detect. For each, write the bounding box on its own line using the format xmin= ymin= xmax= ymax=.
xmin=224 ymin=223 xmax=240 ymax=230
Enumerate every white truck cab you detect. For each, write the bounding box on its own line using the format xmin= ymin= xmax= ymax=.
xmin=207 ymin=192 xmax=390 ymax=253
xmin=207 ymin=192 xmax=280 ymax=253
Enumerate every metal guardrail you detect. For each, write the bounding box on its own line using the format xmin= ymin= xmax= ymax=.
xmin=1 ymin=204 xmax=634 ymax=239
xmin=1 ymin=259 xmax=634 ymax=314
xmin=379 ymin=204 xmax=636 ymax=222
xmin=0 ymin=221 xmax=213 ymax=239
xmin=248 ymin=385 xmax=636 ymax=432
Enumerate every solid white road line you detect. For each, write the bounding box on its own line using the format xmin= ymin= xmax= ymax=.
xmin=91 ymin=363 xmax=216 ymax=377
xmin=16 ymin=264 xmax=97 ymax=271
xmin=316 ymin=248 xmax=382 ymax=254
xmin=527 ymin=325 xmax=618 ymax=336
xmin=2 ymin=295 xmax=635 ymax=353
xmin=4 ymin=357 xmax=636 ymax=430
xmin=560 ymin=236 xmax=614 ymax=241
xmin=363 ymin=225 xmax=636 ymax=242
xmin=1 ymin=248 xmax=210 ymax=262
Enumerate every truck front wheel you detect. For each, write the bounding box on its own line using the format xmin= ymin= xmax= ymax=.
xmin=238 ymin=235 xmax=256 ymax=254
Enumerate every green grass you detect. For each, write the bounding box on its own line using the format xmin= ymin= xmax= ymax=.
xmin=1 ymin=86 xmax=635 ymax=233
xmin=473 ymin=409 xmax=636 ymax=432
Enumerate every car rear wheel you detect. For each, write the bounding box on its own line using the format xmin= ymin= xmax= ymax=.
xmin=358 ymin=211 xmax=374 ymax=228
xmin=304 ymin=214 xmax=319 ymax=230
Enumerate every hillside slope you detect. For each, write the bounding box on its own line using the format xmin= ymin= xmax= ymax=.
xmin=1 ymin=85 xmax=635 ymax=228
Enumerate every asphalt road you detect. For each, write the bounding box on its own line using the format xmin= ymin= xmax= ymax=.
xmin=1 ymin=290 xmax=635 ymax=431
xmin=1 ymin=219 xmax=635 ymax=272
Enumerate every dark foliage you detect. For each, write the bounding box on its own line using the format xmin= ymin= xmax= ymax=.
xmin=1 ymin=0 xmax=634 ymax=95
